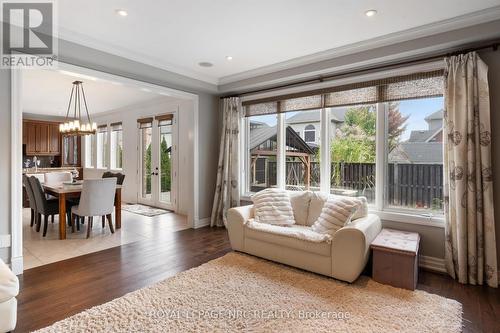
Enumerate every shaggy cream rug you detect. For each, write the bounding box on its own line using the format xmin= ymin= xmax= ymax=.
xmin=36 ymin=253 xmax=462 ymax=333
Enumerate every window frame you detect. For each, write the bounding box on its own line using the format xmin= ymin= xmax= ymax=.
xmin=303 ymin=124 xmax=316 ymax=143
xmin=110 ymin=123 xmax=123 ymax=170
xmin=241 ymin=101 xmax=445 ymax=227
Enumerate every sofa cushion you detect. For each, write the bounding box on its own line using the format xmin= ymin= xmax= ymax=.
xmin=288 ymin=191 xmax=312 ymax=225
xmin=246 ymin=220 xmax=331 ymax=243
xmin=311 ymin=196 xmax=362 ymax=236
xmin=0 ymin=259 xmax=19 ymax=303
xmin=251 ymin=188 xmax=295 ymax=226
xmin=245 ymin=223 xmax=331 ymax=256
xmin=306 ymin=191 xmax=328 ymax=226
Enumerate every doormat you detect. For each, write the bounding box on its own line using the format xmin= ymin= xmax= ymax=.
xmin=121 ymin=204 xmax=171 ymax=217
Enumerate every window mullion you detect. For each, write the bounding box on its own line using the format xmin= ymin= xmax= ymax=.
xmin=276 ymin=112 xmax=286 ymax=189
xmin=375 ymin=102 xmax=387 ymax=211
xmin=320 ymin=107 xmax=330 ymax=193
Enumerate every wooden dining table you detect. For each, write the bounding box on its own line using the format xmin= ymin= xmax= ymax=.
xmin=43 ymin=183 xmax=122 ymax=240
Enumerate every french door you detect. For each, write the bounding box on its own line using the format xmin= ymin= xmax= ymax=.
xmin=138 ymin=113 xmax=177 ymax=211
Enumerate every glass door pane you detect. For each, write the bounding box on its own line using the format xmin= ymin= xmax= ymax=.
xmin=158 ymin=119 xmax=173 ymax=205
xmin=139 ymin=124 xmax=153 ymax=201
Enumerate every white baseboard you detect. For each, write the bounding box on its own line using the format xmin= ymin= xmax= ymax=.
xmin=194 ymin=217 xmax=210 ymax=229
xmin=419 ymin=255 xmax=446 ymax=273
xmin=10 ymin=256 xmax=23 ymax=275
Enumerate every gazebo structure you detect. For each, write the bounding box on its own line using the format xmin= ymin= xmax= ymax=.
xmin=249 ymin=124 xmax=316 ymax=192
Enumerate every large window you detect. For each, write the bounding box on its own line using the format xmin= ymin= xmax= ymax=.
xmin=247 ymin=114 xmax=277 ymax=193
xmin=285 ymin=111 xmax=320 ymax=191
xmin=330 ymin=105 xmax=376 ymax=203
xmin=386 ymin=98 xmax=444 ymax=212
xmin=84 ymin=134 xmax=95 ymax=167
xmin=242 ymin=70 xmax=445 ymax=221
xmin=96 ymin=125 xmax=108 ymax=169
xmin=110 ymin=122 xmax=123 ymax=169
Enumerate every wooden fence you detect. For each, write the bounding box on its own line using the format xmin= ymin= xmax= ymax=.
xmin=251 ymin=160 xmax=443 ymax=210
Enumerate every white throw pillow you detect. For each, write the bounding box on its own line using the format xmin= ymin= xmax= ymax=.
xmin=311 ymin=196 xmax=362 ymax=235
xmin=289 ymin=191 xmax=312 ymax=225
xmin=251 ymin=188 xmax=295 ymax=226
xmin=330 ymin=195 xmax=368 ymax=220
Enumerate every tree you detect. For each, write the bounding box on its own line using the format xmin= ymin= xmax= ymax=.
xmin=160 ymin=137 xmax=171 ymax=192
xmin=387 ymin=102 xmax=409 ymax=151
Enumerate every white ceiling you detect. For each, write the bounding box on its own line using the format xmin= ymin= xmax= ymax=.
xmin=22 ymin=69 xmax=162 ymax=116
xmin=55 ymin=0 xmax=500 ymax=84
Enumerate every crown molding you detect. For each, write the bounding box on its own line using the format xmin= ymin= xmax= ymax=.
xmin=56 ymin=27 xmax=219 ymax=85
xmin=218 ymin=6 xmax=500 ymax=86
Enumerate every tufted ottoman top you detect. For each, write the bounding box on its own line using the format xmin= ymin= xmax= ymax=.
xmin=370 ymin=228 xmax=420 ymax=255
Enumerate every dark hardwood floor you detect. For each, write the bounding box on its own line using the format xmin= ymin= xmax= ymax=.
xmin=16 ymin=227 xmax=499 ymax=333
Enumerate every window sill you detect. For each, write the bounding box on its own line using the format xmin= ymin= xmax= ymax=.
xmin=369 ymin=209 xmax=445 ymax=228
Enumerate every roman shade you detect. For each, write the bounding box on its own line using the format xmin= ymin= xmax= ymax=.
xmin=110 ymin=122 xmax=122 ymax=131
xmin=244 ymin=70 xmax=444 ymax=116
xmin=97 ymin=124 xmax=107 ymax=132
xmin=137 ymin=117 xmax=153 ymax=128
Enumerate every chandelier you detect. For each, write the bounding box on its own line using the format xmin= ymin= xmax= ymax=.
xmin=59 ymin=80 xmax=97 ymax=136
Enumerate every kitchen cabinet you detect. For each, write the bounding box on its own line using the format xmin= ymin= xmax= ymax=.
xmin=24 ymin=120 xmax=61 ymax=155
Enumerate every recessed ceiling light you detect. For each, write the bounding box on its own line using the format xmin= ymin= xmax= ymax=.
xmin=140 ymin=87 xmax=151 ymax=93
xmin=198 ymin=62 xmax=213 ymax=68
xmin=365 ymin=9 xmax=377 ymax=17
xmin=226 ymin=56 xmax=233 ymax=61
xmin=116 ymin=9 xmax=128 ymax=17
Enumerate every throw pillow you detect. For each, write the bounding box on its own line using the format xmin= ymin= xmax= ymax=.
xmin=311 ymin=196 xmax=362 ymax=235
xmin=251 ymin=188 xmax=295 ymax=226
xmin=306 ymin=191 xmax=329 ymax=226
xmin=289 ymin=191 xmax=312 ymax=225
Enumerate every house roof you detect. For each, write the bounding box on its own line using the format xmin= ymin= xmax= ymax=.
xmin=388 ymin=142 xmax=443 ymax=164
xmin=424 ymin=109 xmax=443 ymax=121
xmin=249 ymin=124 xmax=314 ymax=154
xmin=408 ymin=128 xmax=442 ymax=142
xmin=285 ymin=108 xmax=348 ymax=124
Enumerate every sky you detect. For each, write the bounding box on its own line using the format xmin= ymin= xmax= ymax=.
xmin=250 ymin=96 xmax=444 ymax=141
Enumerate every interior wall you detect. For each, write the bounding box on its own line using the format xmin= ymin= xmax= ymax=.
xmin=0 ymin=38 xmax=220 ymax=265
xmin=85 ymin=97 xmax=194 ymax=216
xmin=0 ymin=70 xmax=11 ymax=262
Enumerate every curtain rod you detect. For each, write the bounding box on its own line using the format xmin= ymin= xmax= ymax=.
xmin=223 ymin=40 xmax=500 ymax=99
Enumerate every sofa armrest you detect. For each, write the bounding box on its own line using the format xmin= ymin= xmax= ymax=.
xmin=227 ymin=205 xmax=254 ymax=251
xmin=0 ymin=259 xmax=19 ymax=304
xmin=331 ymin=214 xmax=382 ymax=282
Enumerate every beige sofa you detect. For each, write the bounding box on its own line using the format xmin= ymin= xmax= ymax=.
xmin=0 ymin=259 xmax=19 ymax=332
xmin=227 ymin=191 xmax=381 ymax=283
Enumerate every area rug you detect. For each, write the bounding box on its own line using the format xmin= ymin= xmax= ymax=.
xmin=36 ymin=253 xmax=462 ymax=333
xmin=121 ymin=204 xmax=170 ymax=217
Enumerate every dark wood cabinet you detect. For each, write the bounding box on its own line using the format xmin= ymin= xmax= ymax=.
xmin=24 ymin=120 xmax=61 ymax=156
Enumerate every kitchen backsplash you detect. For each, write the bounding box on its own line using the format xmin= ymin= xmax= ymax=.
xmin=23 ymin=155 xmax=61 ymax=168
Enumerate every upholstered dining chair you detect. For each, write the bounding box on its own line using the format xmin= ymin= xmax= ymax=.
xmin=22 ymin=175 xmax=38 ymax=227
xmin=28 ymin=176 xmax=71 ymax=237
xmin=71 ymin=178 xmax=117 ymax=238
xmin=101 ymin=172 xmax=125 ymax=227
xmin=44 ymin=171 xmax=73 ymax=184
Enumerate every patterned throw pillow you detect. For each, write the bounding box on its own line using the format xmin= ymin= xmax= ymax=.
xmin=251 ymin=188 xmax=295 ymax=226
xmin=311 ymin=196 xmax=362 ymax=235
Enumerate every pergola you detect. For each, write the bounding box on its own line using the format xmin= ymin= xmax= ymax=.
xmin=250 ymin=126 xmax=315 ymax=189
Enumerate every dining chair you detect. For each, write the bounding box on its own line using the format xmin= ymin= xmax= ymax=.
xmin=28 ymin=176 xmax=68 ymax=237
xmin=101 ymin=172 xmax=125 ymax=227
xmin=22 ymin=175 xmax=38 ymax=227
xmin=44 ymin=171 xmax=72 ymax=184
xmin=71 ymin=178 xmax=117 ymax=238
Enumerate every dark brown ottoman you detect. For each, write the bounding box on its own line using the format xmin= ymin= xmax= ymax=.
xmin=370 ymin=228 xmax=420 ymax=290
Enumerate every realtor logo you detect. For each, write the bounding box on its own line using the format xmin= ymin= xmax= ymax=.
xmin=1 ymin=1 xmax=57 ymax=68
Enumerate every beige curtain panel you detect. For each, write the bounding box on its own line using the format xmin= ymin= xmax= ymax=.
xmin=211 ymin=97 xmax=243 ymax=227
xmin=443 ymin=52 xmax=498 ymax=288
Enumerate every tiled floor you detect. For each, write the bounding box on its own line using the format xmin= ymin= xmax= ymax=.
xmin=22 ymin=207 xmax=189 ymax=269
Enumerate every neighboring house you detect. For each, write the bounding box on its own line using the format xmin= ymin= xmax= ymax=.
xmin=389 ymin=109 xmax=444 ymax=164
xmin=284 ymin=108 xmax=348 ymax=147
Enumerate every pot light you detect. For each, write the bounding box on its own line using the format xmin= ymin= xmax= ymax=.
xmin=116 ymin=9 xmax=128 ymax=17
xmin=198 ymin=62 xmax=213 ymax=68
xmin=365 ymin=9 xmax=377 ymax=17
xmin=226 ymin=56 xmax=233 ymax=61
